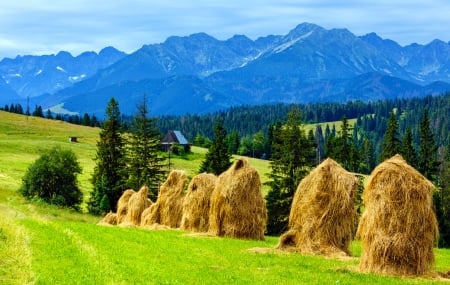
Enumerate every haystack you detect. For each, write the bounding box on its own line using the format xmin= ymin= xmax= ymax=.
xmin=356 ymin=154 xmax=439 ymax=276
xmin=98 ymin=211 xmax=117 ymax=226
xmin=141 ymin=170 xmax=187 ymax=228
xmin=277 ymin=158 xmax=358 ymax=256
xmin=208 ymin=158 xmax=267 ymax=240
xmin=121 ymin=186 xmax=151 ymax=226
xmin=116 ymin=189 xmax=136 ymax=224
xmin=180 ymin=173 xmax=217 ymax=232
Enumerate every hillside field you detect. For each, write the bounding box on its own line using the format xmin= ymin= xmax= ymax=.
xmin=1 ymin=111 xmax=449 ymax=284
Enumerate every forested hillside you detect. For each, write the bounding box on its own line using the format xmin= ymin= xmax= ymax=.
xmin=157 ymin=93 xmax=450 ymax=167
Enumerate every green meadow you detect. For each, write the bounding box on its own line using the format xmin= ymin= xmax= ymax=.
xmin=0 ymin=111 xmax=449 ymax=284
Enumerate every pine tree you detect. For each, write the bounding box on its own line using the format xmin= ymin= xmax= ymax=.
xmin=437 ymin=144 xmax=450 ymax=247
xmin=266 ymin=108 xmax=315 ymax=235
xmin=199 ymin=117 xmax=232 ymax=175
xmin=88 ymin=98 xmax=127 ymax=214
xmin=125 ymin=96 xmax=166 ymax=200
xmin=360 ymin=136 xmax=375 ymax=174
xmin=380 ymin=110 xmax=401 ymax=161
xmin=401 ymin=128 xmax=418 ymax=168
xmin=227 ymin=130 xmax=240 ymax=155
xmin=418 ymin=110 xmax=438 ymax=180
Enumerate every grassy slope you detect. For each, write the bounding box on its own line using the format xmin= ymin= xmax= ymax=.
xmin=0 ymin=111 xmax=449 ymax=284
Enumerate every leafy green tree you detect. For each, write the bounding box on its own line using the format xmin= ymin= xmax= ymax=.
xmin=20 ymin=146 xmax=83 ymax=209
xmin=88 ymin=98 xmax=127 ymax=214
xmin=418 ymin=110 xmax=438 ymax=180
xmin=380 ymin=110 xmax=401 ymax=161
xmin=199 ymin=118 xmax=232 ymax=175
xmin=125 ymin=96 xmax=166 ymax=200
xmin=266 ymin=108 xmax=315 ymax=235
xmin=437 ymin=144 xmax=450 ymax=247
xmin=401 ymin=128 xmax=418 ymax=168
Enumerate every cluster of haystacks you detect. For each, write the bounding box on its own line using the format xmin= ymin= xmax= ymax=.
xmin=356 ymin=155 xmax=439 ymax=276
xmin=141 ymin=170 xmax=188 ymax=228
xmin=121 ymin=186 xmax=152 ymax=226
xmin=208 ymin=158 xmax=267 ymax=240
xmin=180 ymin=173 xmax=217 ymax=232
xmin=277 ymin=158 xmax=358 ymax=256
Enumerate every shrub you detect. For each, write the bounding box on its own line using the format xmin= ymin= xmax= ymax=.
xmin=20 ymin=146 xmax=83 ymax=209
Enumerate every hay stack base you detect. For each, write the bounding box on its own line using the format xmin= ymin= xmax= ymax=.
xmin=356 ymin=155 xmax=438 ymax=276
xmin=98 ymin=211 xmax=117 ymax=226
xmin=141 ymin=170 xmax=187 ymax=228
xmin=121 ymin=186 xmax=151 ymax=226
xmin=208 ymin=158 xmax=267 ymax=240
xmin=180 ymin=173 xmax=217 ymax=232
xmin=116 ymin=189 xmax=136 ymax=224
xmin=277 ymin=158 xmax=358 ymax=256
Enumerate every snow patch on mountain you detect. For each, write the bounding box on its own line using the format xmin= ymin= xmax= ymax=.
xmin=274 ymin=31 xmax=313 ymax=53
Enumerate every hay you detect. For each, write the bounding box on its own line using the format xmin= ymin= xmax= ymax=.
xmin=208 ymin=158 xmax=267 ymax=240
xmin=121 ymin=186 xmax=151 ymax=226
xmin=98 ymin=211 xmax=117 ymax=226
xmin=116 ymin=189 xmax=136 ymax=224
xmin=356 ymin=154 xmax=439 ymax=276
xmin=180 ymin=173 xmax=217 ymax=232
xmin=141 ymin=170 xmax=187 ymax=228
xmin=276 ymin=158 xmax=358 ymax=256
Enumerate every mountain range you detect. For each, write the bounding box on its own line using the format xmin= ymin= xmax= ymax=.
xmin=1 ymin=23 xmax=449 ymax=117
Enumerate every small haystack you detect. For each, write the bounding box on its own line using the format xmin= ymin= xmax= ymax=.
xmin=98 ymin=211 xmax=117 ymax=226
xmin=208 ymin=158 xmax=267 ymax=240
xmin=141 ymin=170 xmax=187 ymax=228
xmin=116 ymin=189 xmax=136 ymax=224
xmin=277 ymin=158 xmax=358 ymax=256
xmin=180 ymin=173 xmax=217 ymax=232
xmin=121 ymin=186 xmax=151 ymax=226
xmin=356 ymin=155 xmax=439 ymax=276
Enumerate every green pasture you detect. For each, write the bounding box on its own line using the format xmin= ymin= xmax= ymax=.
xmin=0 ymin=111 xmax=449 ymax=284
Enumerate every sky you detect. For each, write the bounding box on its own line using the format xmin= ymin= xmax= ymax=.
xmin=0 ymin=0 xmax=449 ymax=59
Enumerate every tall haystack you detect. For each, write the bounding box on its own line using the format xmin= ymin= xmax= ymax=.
xmin=121 ymin=186 xmax=151 ymax=226
xmin=356 ymin=154 xmax=439 ymax=276
xmin=180 ymin=173 xmax=217 ymax=232
xmin=277 ymin=158 xmax=358 ymax=256
xmin=141 ymin=170 xmax=187 ymax=228
xmin=208 ymin=158 xmax=267 ymax=240
xmin=116 ymin=189 xmax=136 ymax=224
xmin=98 ymin=211 xmax=117 ymax=226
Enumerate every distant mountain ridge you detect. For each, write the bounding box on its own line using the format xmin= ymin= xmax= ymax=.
xmin=1 ymin=23 xmax=450 ymax=116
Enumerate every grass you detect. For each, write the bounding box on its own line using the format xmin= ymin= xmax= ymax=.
xmin=1 ymin=111 xmax=450 ymax=284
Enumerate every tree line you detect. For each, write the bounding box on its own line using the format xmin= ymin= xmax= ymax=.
xmin=1 ymin=103 xmax=101 ymax=127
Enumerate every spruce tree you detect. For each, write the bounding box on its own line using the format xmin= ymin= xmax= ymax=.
xmin=401 ymin=128 xmax=418 ymax=168
xmin=418 ymin=110 xmax=438 ymax=180
xmin=126 ymin=96 xmax=166 ymax=200
xmin=266 ymin=108 xmax=315 ymax=235
xmin=380 ymin=110 xmax=401 ymax=161
xmin=437 ymin=144 xmax=450 ymax=247
xmin=88 ymin=98 xmax=126 ymax=214
xmin=199 ymin=117 xmax=232 ymax=175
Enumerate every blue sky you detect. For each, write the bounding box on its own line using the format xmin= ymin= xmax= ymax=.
xmin=0 ymin=0 xmax=448 ymax=59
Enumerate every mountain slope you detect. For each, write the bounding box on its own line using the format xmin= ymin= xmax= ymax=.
xmin=3 ymin=23 xmax=450 ymax=116
xmin=0 ymin=47 xmax=126 ymax=98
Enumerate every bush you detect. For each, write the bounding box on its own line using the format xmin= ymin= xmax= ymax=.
xmin=20 ymin=146 xmax=83 ymax=209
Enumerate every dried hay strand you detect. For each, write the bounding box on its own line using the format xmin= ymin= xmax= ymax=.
xmin=277 ymin=158 xmax=358 ymax=256
xmin=208 ymin=158 xmax=267 ymax=240
xmin=116 ymin=189 xmax=136 ymax=224
xmin=356 ymin=154 xmax=439 ymax=276
xmin=98 ymin=211 xmax=117 ymax=226
xmin=121 ymin=186 xmax=151 ymax=226
xmin=180 ymin=173 xmax=217 ymax=232
xmin=141 ymin=170 xmax=188 ymax=228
